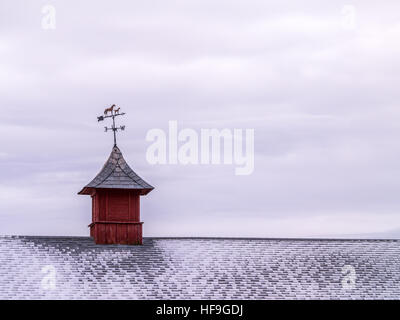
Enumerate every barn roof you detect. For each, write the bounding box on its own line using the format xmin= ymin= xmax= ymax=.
xmin=1 ymin=236 xmax=399 ymax=299
xmin=78 ymin=145 xmax=153 ymax=195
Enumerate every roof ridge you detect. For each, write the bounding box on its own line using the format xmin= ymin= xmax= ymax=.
xmin=92 ymin=148 xmax=123 ymax=187
xmin=79 ymin=145 xmax=153 ymax=194
xmin=1 ymin=235 xmax=399 ymax=242
xmin=118 ymin=162 xmax=143 ymax=185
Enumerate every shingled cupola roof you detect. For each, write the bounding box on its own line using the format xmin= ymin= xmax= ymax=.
xmin=78 ymin=145 xmax=153 ymax=195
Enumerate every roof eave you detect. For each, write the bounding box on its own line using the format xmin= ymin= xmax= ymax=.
xmin=78 ymin=186 xmax=154 ymax=196
xmin=78 ymin=187 xmax=94 ymax=195
xmin=141 ymin=187 xmax=154 ymax=195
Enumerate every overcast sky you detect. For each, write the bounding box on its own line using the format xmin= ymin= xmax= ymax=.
xmin=1 ymin=0 xmax=400 ymax=238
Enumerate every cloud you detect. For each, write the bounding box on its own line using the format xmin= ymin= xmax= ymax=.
xmin=1 ymin=0 xmax=400 ymax=237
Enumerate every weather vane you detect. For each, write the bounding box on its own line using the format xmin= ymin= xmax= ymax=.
xmin=97 ymin=104 xmax=126 ymax=146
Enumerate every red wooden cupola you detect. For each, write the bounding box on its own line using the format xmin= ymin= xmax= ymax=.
xmin=78 ymin=145 xmax=153 ymax=245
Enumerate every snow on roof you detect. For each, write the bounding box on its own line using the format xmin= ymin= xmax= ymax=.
xmin=1 ymin=236 xmax=399 ymax=299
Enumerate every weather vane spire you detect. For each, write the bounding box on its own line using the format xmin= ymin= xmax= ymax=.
xmin=97 ymin=104 xmax=126 ymax=146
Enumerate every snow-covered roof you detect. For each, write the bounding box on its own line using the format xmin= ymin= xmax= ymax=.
xmin=1 ymin=236 xmax=399 ymax=299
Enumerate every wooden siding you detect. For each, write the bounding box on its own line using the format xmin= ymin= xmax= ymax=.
xmin=93 ymin=222 xmax=143 ymax=245
xmin=90 ymin=189 xmax=143 ymax=245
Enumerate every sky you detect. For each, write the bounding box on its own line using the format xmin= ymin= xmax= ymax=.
xmin=1 ymin=0 xmax=400 ymax=238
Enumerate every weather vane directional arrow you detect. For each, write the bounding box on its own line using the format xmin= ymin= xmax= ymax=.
xmin=97 ymin=104 xmax=126 ymax=146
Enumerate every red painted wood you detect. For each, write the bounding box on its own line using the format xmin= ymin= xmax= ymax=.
xmin=108 ymin=191 xmax=129 ymax=221
xmin=91 ymin=196 xmax=94 ymax=222
xmin=136 ymin=196 xmax=140 ymax=221
xmin=118 ymin=224 xmax=127 ymax=244
xmin=128 ymin=192 xmax=132 ymax=220
xmin=89 ymin=189 xmax=144 ymax=245
xmin=97 ymin=224 xmax=105 ymax=244
xmin=137 ymin=224 xmax=142 ymax=245
xmin=94 ymin=193 xmax=99 ymax=221
xmin=127 ymin=225 xmax=134 ymax=244
xmin=128 ymin=192 xmax=140 ymax=221
xmin=109 ymin=224 xmax=117 ymax=244
xmin=98 ymin=191 xmax=106 ymax=221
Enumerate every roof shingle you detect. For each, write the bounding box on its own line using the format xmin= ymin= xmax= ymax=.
xmin=1 ymin=236 xmax=399 ymax=299
xmin=78 ymin=146 xmax=153 ymax=195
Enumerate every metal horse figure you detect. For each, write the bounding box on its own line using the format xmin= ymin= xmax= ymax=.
xmin=104 ymin=104 xmax=115 ymax=115
xmin=98 ymin=104 xmax=126 ymax=146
